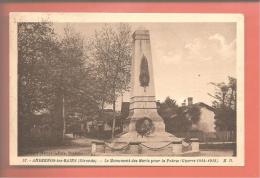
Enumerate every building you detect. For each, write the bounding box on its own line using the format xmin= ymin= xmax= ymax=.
xmin=66 ymin=109 xmax=121 ymax=139
xmin=185 ymin=97 xmax=216 ymax=133
xmin=121 ymin=97 xmax=216 ymax=133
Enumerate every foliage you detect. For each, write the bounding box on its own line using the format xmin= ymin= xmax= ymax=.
xmin=214 ymin=107 xmax=236 ymax=131
xmin=89 ymin=24 xmax=132 ymax=138
xmin=164 ymin=97 xmax=178 ymax=108
xmin=139 ymin=55 xmax=150 ymax=90
xmin=187 ymin=106 xmax=201 ymax=124
xmin=158 ymin=97 xmax=192 ymax=133
xmin=18 ymin=22 xmax=133 ymax=147
xmin=170 ymin=107 xmax=192 ymax=133
xmin=18 ymin=22 xmax=61 ymax=147
xmin=18 ymin=22 xmax=59 ymax=115
xmin=89 ymin=24 xmax=132 ymax=110
xmin=158 ymin=97 xmax=178 ymax=120
xmin=209 ymin=76 xmax=236 ymax=110
xmin=208 ymin=77 xmax=237 ymax=131
xmin=18 ymin=23 xmax=99 ymax=147
xmin=57 ymin=26 xmax=99 ymax=118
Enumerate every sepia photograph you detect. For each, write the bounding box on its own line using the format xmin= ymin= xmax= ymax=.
xmin=9 ymin=13 xmax=244 ymax=166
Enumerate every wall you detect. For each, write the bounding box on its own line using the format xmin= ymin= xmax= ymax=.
xmin=196 ymin=107 xmax=216 ymax=132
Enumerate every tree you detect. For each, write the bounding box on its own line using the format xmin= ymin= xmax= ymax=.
xmin=18 ymin=22 xmax=61 ymax=147
xmin=18 ymin=22 xmax=59 ymax=113
xmin=89 ymin=24 xmax=132 ymax=138
xmin=18 ymin=22 xmax=132 ymax=145
xmin=18 ymin=23 xmax=101 ymax=147
xmin=158 ymin=97 xmax=192 ymax=133
xmin=50 ymin=26 xmax=89 ymax=140
xmin=164 ymin=96 xmax=178 ymax=108
xmin=173 ymin=107 xmax=193 ymax=133
xmin=158 ymin=96 xmax=202 ymax=134
xmin=187 ymin=106 xmax=201 ymax=124
xmin=139 ymin=55 xmax=150 ymax=91
xmin=52 ymin=26 xmax=102 ymax=140
xmin=158 ymin=97 xmax=178 ymax=124
xmin=208 ymin=76 xmax=236 ymax=110
xmin=208 ymin=77 xmax=237 ymax=131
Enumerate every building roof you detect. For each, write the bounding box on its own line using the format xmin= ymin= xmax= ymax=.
xmin=193 ymin=102 xmax=215 ymax=112
xmin=119 ymin=101 xmax=215 ymax=120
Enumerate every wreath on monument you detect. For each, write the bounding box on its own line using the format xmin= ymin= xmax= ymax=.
xmin=135 ymin=117 xmax=155 ymax=137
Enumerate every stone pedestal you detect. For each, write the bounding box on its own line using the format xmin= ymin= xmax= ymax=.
xmin=128 ymin=29 xmax=165 ymax=133
xmin=172 ymin=140 xmax=183 ymax=154
xmin=191 ymin=138 xmax=200 ymax=152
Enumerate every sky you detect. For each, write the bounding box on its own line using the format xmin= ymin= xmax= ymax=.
xmin=54 ymin=22 xmax=236 ymax=109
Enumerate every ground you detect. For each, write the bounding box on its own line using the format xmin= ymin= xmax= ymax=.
xmin=20 ymin=136 xmax=234 ymax=157
xmin=20 ymin=136 xmax=95 ymax=156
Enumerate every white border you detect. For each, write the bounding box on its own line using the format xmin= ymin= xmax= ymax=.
xmin=9 ymin=12 xmax=244 ymax=166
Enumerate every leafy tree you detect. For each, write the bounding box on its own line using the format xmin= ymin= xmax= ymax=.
xmin=208 ymin=77 xmax=237 ymax=131
xmin=18 ymin=22 xmax=59 ymax=113
xmin=187 ymin=106 xmax=201 ymax=124
xmin=18 ymin=22 xmax=61 ymax=147
xmin=209 ymin=76 xmax=236 ymax=110
xmin=18 ymin=23 xmax=101 ymax=147
xmin=172 ymin=107 xmax=192 ymax=133
xmin=214 ymin=107 xmax=236 ymax=131
xmin=89 ymin=24 xmax=132 ymax=138
xmin=50 ymin=26 xmax=92 ymax=140
xmin=158 ymin=96 xmax=202 ymax=133
xmin=158 ymin=97 xmax=192 ymax=133
xmin=139 ymin=55 xmax=150 ymax=91
xmin=158 ymin=97 xmax=178 ymax=121
xmin=51 ymin=26 xmax=103 ymax=140
xmin=164 ymin=96 xmax=178 ymax=108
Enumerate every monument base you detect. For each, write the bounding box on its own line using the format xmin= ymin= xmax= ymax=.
xmin=114 ymin=130 xmax=180 ymax=143
xmin=91 ymin=131 xmax=200 ymax=156
xmin=90 ymin=106 xmax=200 ymax=156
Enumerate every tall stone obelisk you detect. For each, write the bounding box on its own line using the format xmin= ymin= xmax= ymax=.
xmin=117 ymin=28 xmax=177 ymax=142
xmin=128 ymin=29 xmax=165 ymax=132
xmin=91 ymin=28 xmax=197 ymax=156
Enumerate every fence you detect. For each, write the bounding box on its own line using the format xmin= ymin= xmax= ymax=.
xmin=174 ymin=131 xmax=236 ymax=143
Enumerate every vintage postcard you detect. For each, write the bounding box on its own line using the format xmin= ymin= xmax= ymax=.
xmin=9 ymin=12 xmax=244 ymax=166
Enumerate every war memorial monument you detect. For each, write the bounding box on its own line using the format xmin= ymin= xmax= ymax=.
xmin=91 ymin=29 xmax=200 ymax=156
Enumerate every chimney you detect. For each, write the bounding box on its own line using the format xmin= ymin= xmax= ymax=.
xmin=181 ymin=99 xmax=186 ymax=107
xmin=188 ymin=97 xmax=193 ymax=106
xmin=156 ymin=100 xmax=161 ymax=109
